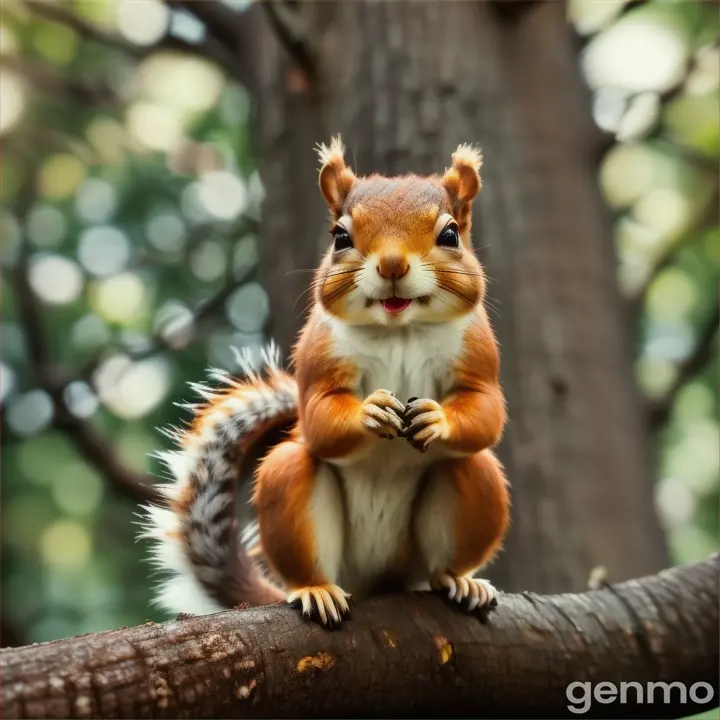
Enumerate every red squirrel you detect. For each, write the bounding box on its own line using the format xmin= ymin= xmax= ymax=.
xmin=140 ymin=137 xmax=510 ymax=627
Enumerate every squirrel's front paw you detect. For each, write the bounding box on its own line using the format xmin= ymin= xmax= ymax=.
xmin=402 ymin=397 xmax=449 ymax=451
xmin=287 ymin=584 xmax=352 ymax=628
xmin=359 ymin=389 xmax=405 ymax=439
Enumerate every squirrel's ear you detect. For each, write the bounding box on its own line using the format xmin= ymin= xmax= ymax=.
xmin=442 ymin=144 xmax=483 ymax=225
xmin=317 ymin=135 xmax=356 ymax=218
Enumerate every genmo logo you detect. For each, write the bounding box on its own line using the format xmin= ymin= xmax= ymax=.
xmin=566 ymin=680 xmax=716 ymax=714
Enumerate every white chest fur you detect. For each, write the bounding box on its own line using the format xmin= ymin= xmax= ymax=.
xmin=321 ymin=313 xmax=471 ymax=594
xmin=324 ymin=313 xmax=470 ymax=402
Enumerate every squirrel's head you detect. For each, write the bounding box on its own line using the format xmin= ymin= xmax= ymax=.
xmin=314 ymin=136 xmax=486 ymax=327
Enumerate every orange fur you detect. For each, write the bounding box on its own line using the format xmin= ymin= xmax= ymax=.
xmin=317 ymin=136 xmax=357 ymax=219
xmin=312 ymin=152 xmax=485 ymax=326
xmin=443 ymin=450 xmax=509 ymax=575
xmin=292 ymin=310 xmax=378 ymax=459
xmin=253 ymin=440 xmax=326 ymax=588
xmin=440 ymin=307 xmax=506 ymax=454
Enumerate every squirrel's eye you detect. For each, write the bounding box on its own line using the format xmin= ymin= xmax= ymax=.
xmin=436 ymin=223 xmax=460 ymax=248
xmin=332 ymin=226 xmax=353 ymax=251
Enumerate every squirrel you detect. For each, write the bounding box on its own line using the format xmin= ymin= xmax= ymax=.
xmin=139 ymin=137 xmax=510 ymax=627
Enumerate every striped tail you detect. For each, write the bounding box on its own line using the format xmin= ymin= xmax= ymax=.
xmin=138 ymin=342 xmax=298 ymax=616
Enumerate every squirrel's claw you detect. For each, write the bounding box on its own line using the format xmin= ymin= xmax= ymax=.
xmin=287 ymin=584 xmax=352 ymax=628
xmin=401 ymin=398 xmax=449 ymax=451
xmin=430 ymin=572 xmax=498 ymax=614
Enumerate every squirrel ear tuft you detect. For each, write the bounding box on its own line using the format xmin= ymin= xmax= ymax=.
xmin=442 ymin=144 xmax=483 ymax=211
xmin=316 ymin=135 xmax=356 ymax=217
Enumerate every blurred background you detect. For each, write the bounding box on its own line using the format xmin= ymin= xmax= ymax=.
xmin=1 ymin=0 xmax=717 ymax=651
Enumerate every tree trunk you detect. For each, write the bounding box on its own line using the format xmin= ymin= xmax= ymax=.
xmin=250 ymin=0 xmax=667 ymax=593
xmin=2 ymin=555 xmax=717 ymax=720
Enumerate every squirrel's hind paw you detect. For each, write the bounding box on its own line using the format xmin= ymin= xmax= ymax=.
xmin=431 ymin=573 xmax=498 ymax=613
xmin=287 ymin=584 xmax=352 ymax=628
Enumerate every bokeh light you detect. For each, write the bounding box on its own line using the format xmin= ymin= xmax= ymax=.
xmin=38 ymin=154 xmax=86 ymax=200
xmin=198 ymin=170 xmax=248 ymax=220
xmin=146 ymin=211 xmax=187 ymax=252
xmin=63 ymin=381 xmax=100 ymax=420
xmin=26 ymin=203 xmax=68 ymax=248
xmin=226 ymin=282 xmax=269 ymax=333
xmin=75 ymin=178 xmax=118 ymax=224
xmin=91 ymin=272 xmax=148 ymax=324
xmin=29 ymin=254 xmax=84 ymax=305
xmin=582 ymin=13 xmax=687 ymax=93
xmin=6 ymin=389 xmax=54 ymax=437
xmin=78 ymin=226 xmax=132 ymax=278
xmin=94 ymin=355 xmax=171 ymax=419
xmin=0 ymin=70 xmax=25 ymax=134
xmin=116 ymin=0 xmax=169 ymax=46
xmin=0 ymin=362 xmax=16 ymax=403
xmin=40 ymin=520 xmax=92 ymax=571
xmin=126 ymin=101 xmax=183 ymax=153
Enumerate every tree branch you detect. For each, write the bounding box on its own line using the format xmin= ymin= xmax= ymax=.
xmin=1 ymin=556 xmax=717 ymax=719
xmin=77 ymin=217 xmax=259 ymax=382
xmin=164 ymin=0 xmax=245 ymax=53
xmin=491 ymin=0 xmax=541 ymax=22
xmin=0 ymin=55 xmax=118 ymax=107
xmin=262 ymin=0 xmax=316 ymax=77
xmin=628 ymin=187 xmax=719 ymax=327
xmin=8 ymin=258 xmax=160 ymax=505
xmin=647 ymin=304 xmax=719 ymax=430
xmin=23 ymin=0 xmax=241 ymax=80
xmin=23 ymin=0 xmax=143 ymax=57
xmin=6 ymin=174 xmax=159 ymax=505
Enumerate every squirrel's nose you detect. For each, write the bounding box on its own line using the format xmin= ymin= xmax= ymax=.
xmin=376 ymin=254 xmax=409 ymax=281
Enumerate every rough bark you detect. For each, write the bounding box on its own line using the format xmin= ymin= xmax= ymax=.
xmin=1 ymin=555 xmax=717 ymax=720
xmin=248 ymin=0 xmax=668 ymax=594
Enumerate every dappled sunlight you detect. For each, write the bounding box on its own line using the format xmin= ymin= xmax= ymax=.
xmin=91 ymin=272 xmax=148 ymax=324
xmin=52 ymin=464 xmax=104 ymax=518
xmin=634 ymin=187 xmax=691 ymax=238
xmin=226 ymin=282 xmax=270 ymax=333
xmin=582 ymin=12 xmax=687 ymax=93
xmin=94 ymin=354 xmax=172 ymax=420
xmin=29 ymin=254 xmax=84 ymax=305
xmin=136 ymin=53 xmax=224 ymax=114
xmin=0 ymin=363 xmax=16 ymax=403
xmin=38 ymin=154 xmax=86 ymax=200
xmin=6 ymin=389 xmax=54 ymax=437
xmin=71 ymin=313 xmax=112 ymax=351
xmin=85 ymin=117 xmax=127 ymax=164
xmin=0 ymin=70 xmax=25 ymax=134
xmin=198 ymin=170 xmax=248 ymax=220
xmin=126 ymin=100 xmax=184 ymax=153
xmin=75 ymin=178 xmax=118 ymax=224
xmin=26 ymin=203 xmax=67 ymax=248
xmin=40 ymin=520 xmax=92 ymax=571
xmin=145 ymin=211 xmax=187 ymax=252
xmin=116 ymin=0 xmax=168 ymax=47
xmin=78 ymin=226 xmax=131 ymax=278
xmin=154 ymin=301 xmax=195 ymax=349
xmin=62 ymin=381 xmax=100 ymax=420
xmin=190 ymin=238 xmax=226 ymax=281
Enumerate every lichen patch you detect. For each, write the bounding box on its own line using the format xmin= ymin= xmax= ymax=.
xmin=382 ymin=630 xmax=398 ymax=649
xmin=296 ymin=651 xmax=335 ymax=673
xmin=433 ymin=634 xmax=453 ymax=665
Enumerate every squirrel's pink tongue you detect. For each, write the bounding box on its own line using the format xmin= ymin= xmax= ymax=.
xmin=382 ymin=297 xmax=411 ymax=314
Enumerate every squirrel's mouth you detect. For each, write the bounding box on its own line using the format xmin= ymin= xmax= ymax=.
xmin=381 ymin=297 xmax=412 ymax=314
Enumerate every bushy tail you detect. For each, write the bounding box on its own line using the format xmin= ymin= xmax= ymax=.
xmin=138 ymin=343 xmax=297 ymax=616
